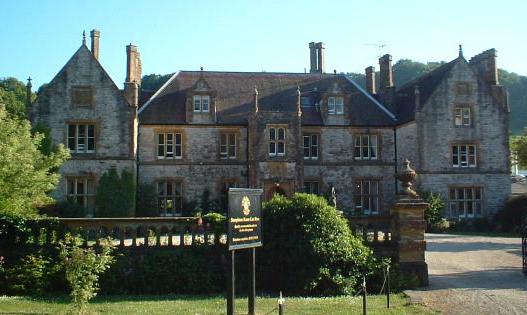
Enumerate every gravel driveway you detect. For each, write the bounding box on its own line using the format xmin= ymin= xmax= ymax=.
xmin=406 ymin=234 xmax=527 ymax=315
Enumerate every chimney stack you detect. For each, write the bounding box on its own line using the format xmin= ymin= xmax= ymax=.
xmin=125 ymin=44 xmax=142 ymax=85
xmin=308 ymin=42 xmax=325 ymax=73
xmin=469 ymin=49 xmax=498 ymax=85
xmin=365 ymin=66 xmax=376 ymax=94
xmin=379 ymin=54 xmax=393 ymax=93
xmin=124 ymin=44 xmax=142 ymax=107
xmin=90 ymin=29 xmax=100 ymax=60
xmin=309 ymin=42 xmax=317 ymax=73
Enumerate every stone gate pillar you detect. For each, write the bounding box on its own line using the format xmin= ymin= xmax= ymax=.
xmin=392 ymin=160 xmax=429 ymax=286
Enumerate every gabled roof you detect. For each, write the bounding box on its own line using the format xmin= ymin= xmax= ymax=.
xmin=394 ymin=58 xmax=460 ymax=123
xmin=139 ymin=71 xmax=397 ymax=126
xmin=35 ymin=44 xmax=133 ymax=107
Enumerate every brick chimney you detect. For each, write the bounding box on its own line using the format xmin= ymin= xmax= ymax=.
xmin=379 ymin=54 xmax=393 ymax=93
xmin=365 ymin=66 xmax=376 ymax=94
xmin=308 ymin=42 xmax=325 ymax=73
xmin=469 ymin=49 xmax=498 ymax=85
xmin=90 ymin=29 xmax=100 ymax=60
xmin=124 ymin=44 xmax=142 ymax=106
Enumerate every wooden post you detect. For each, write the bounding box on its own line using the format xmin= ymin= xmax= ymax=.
xmin=248 ymin=248 xmax=256 ymax=315
xmin=227 ymin=250 xmax=235 ymax=315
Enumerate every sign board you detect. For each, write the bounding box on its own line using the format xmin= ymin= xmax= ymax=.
xmin=227 ymin=188 xmax=263 ymax=250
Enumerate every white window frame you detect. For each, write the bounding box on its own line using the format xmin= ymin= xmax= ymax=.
xmin=157 ymin=132 xmax=182 ymax=159
xmin=303 ymin=134 xmax=319 ymax=160
xmin=269 ymin=127 xmax=286 ymax=156
xmin=220 ymin=133 xmax=237 ymax=159
xmin=67 ymin=124 xmax=95 ymax=153
xmin=354 ymin=179 xmax=380 ymax=215
xmin=452 ymin=144 xmax=476 ymax=168
xmin=157 ymin=180 xmax=183 ymax=217
xmin=193 ymin=95 xmax=210 ymax=113
xmin=336 ymin=96 xmax=344 ymax=114
xmin=455 ymin=107 xmax=471 ymax=126
xmin=328 ymin=96 xmax=336 ymax=114
xmin=449 ymin=187 xmax=483 ymax=218
xmin=354 ymin=135 xmax=378 ymax=160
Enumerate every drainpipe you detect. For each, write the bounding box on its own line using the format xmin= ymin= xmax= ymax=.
xmin=393 ymin=127 xmax=398 ymax=194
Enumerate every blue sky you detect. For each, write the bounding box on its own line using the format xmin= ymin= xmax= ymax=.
xmin=1 ymin=0 xmax=526 ymax=89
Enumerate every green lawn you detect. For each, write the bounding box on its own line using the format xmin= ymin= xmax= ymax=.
xmin=0 ymin=294 xmax=435 ymax=315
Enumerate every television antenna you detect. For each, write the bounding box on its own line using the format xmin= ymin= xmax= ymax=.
xmin=365 ymin=43 xmax=387 ymax=58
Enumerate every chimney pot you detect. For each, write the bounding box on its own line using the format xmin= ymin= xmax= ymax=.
xmin=90 ymin=29 xmax=100 ymax=60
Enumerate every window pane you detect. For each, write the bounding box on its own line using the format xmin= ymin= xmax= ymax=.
xmin=68 ymin=125 xmax=76 ymax=151
xmin=269 ymin=142 xmax=276 ymax=154
xmin=193 ymin=96 xmax=201 ymax=111
xmin=175 ymin=134 xmax=181 ymax=145
xmin=87 ymin=125 xmax=95 ymax=151
xmin=175 ymin=145 xmax=181 ymax=157
xmin=77 ymin=125 xmax=86 ymax=152
xmin=202 ymin=96 xmax=210 ymax=112
xmin=228 ymin=144 xmax=235 ymax=157
xmin=311 ymin=145 xmax=318 ymax=158
xmin=311 ymin=135 xmax=318 ymax=145
xmin=158 ymin=134 xmax=164 ymax=145
xmin=68 ymin=179 xmax=75 ymax=194
xmin=303 ymin=136 xmax=310 ymax=148
xmin=270 ymin=128 xmax=276 ymax=140
xmin=278 ymin=128 xmax=285 ymax=140
xmin=277 ymin=142 xmax=285 ymax=154
xmin=77 ymin=180 xmax=85 ymax=194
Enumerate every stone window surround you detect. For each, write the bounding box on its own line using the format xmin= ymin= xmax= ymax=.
xmin=70 ymin=85 xmax=94 ymax=108
xmin=448 ymin=185 xmax=484 ymax=218
xmin=219 ymin=129 xmax=241 ymax=160
xmin=65 ymin=174 xmax=97 ymax=217
xmin=451 ymin=142 xmax=478 ymax=168
xmin=156 ymin=177 xmax=185 ymax=217
xmin=353 ymin=132 xmax=381 ymax=161
xmin=353 ymin=177 xmax=383 ymax=216
xmin=302 ymin=132 xmax=320 ymax=160
xmin=455 ymin=82 xmax=471 ymax=96
xmin=304 ymin=178 xmax=322 ymax=195
xmin=65 ymin=120 xmax=99 ymax=156
xmin=154 ymin=128 xmax=186 ymax=161
xmin=267 ymin=124 xmax=287 ymax=157
xmin=454 ymin=104 xmax=473 ymax=127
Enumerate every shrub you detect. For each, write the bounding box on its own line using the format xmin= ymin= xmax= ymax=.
xmin=136 ymin=183 xmax=158 ymax=217
xmin=60 ymin=235 xmax=114 ymax=314
xmin=495 ymin=195 xmax=527 ymax=232
xmin=421 ymin=191 xmax=445 ymax=232
xmin=99 ymin=247 xmax=225 ymax=295
xmin=3 ymin=251 xmax=63 ymax=295
xmin=96 ymin=168 xmax=135 ymax=217
xmin=259 ymin=193 xmax=378 ymax=296
xmin=202 ymin=212 xmax=227 ymax=235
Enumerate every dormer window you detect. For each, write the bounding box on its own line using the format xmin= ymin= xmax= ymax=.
xmin=193 ymin=95 xmax=210 ymax=112
xmin=328 ymin=96 xmax=344 ymax=114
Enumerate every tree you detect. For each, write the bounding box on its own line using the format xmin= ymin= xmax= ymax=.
xmin=141 ymin=73 xmax=173 ymax=91
xmin=0 ymin=105 xmax=69 ymax=217
xmin=95 ymin=168 xmax=135 ymax=217
xmin=511 ymin=135 xmax=527 ymax=169
xmin=0 ymin=77 xmax=34 ymax=120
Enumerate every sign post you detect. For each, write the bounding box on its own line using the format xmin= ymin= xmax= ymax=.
xmin=227 ymin=188 xmax=263 ymax=315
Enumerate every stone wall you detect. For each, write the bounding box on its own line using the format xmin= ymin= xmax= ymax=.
xmin=402 ymin=60 xmax=510 ymax=217
xmin=30 ymin=45 xmax=137 ymax=207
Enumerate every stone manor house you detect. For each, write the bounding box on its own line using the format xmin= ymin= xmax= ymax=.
xmin=30 ymin=30 xmax=511 ymax=219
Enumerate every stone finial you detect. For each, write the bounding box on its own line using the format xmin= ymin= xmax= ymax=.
xmin=459 ymin=44 xmax=463 ymax=58
xmin=296 ymin=86 xmax=302 ymax=117
xmin=331 ymin=186 xmax=337 ymax=208
xmin=26 ymin=77 xmax=32 ymax=88
xmin=82 ymin=30 xmax=86 ymax=46
xmin=395 ymin=159 xmax=419 ymax=198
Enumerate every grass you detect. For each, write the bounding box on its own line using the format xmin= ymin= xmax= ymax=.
xmin=0 ymin=294 xmax=436 ymax=315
